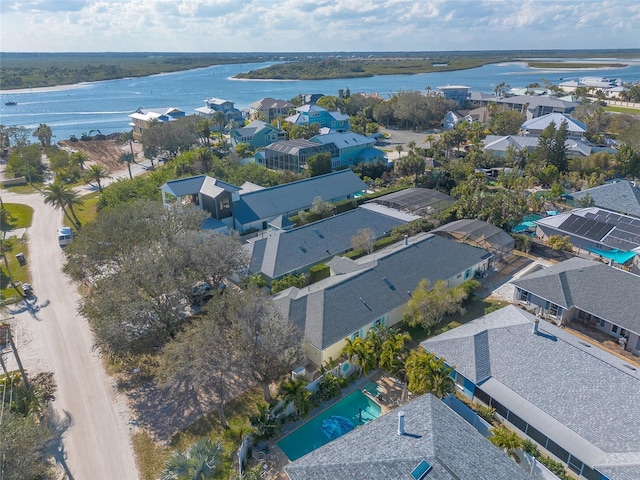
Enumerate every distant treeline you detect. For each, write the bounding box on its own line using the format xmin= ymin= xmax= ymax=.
xmin=1 ymin=49 xmax=638 ymax=89
xmin=235 ymin=49 xmax=640 ymax=80
xmin=0 ymin=52 xmax=276 ymax=90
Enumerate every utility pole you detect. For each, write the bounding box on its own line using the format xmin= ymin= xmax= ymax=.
xmin=5 ymin=320 xmax=29 ymax=391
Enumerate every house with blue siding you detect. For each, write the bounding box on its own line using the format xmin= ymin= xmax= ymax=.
xmin=422 ymin=305 xmax=640 ymax=480
xmin=274 ymin=232 xmax=492 ymax=367
xmin=285 ymin=104 xmax=350 ymax=132
xmin=229 ymin=120 xmax=286 ymax=150
xmin=310 ymin=132 xmax=387 ymax=169
xmin=194 ymin=97 xmax=244 ymax=125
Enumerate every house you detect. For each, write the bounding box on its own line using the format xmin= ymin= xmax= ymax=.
xmin=510 ymin=257 xmax=640 ymax=355
xmin=273 ymin=233 xmax=492 ymax=367
xmin=470 ymin=92 xmax=578 ymax=119
xmin=568 ymin=180 xmax=640 ymax=218
xmin=256 ymin=139 xmax=337 ymax=173
xmin=284 ymin=393 xmax=535 ymax=480
xmin=520 ymin=113 xmax=586 ymax=138
xmin=443 ymin=110 xmax=472 ymax=129
xmin=160 ymin=175 xmax=241 ymax=231
xmin=245 ymin=207 xmax=410 ymax=283
xmin=248 ymin=97 xmax=294 ymax=122
xmin=422 ymin=305 xmax=640 ymax=480
xmin=431 ymin=219 xmax=515 ymax=263
xmin=285 ymin=104 xmax=350 ymax=133
xmin=194 ymin=97 xmax=244 ymax=125
xmin=534 ymin=207 xmax=640 ymax=266
xmin=309 ymin=132 xmax=387 ymax=169
xmin=128 ymin=107 xmax=185 ymax=140
xmin=229 ymin=120 xmax=286 ymax=150
xmin=232 ymin=170 xmax=367 ymax=233
xmin=482 ymin=135 xmax=605 ymax=158
xmin=437 ymin=85 xmax=471 ymax=107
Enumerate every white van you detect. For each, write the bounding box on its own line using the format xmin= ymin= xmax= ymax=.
xmin=58 ymin=227 xmax=73 ymax=247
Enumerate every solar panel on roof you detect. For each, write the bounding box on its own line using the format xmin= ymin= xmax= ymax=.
xmin=411 ymin=460 xmax=433 ymax=480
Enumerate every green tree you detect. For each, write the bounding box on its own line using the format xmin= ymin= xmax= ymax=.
xmin=83 ymin=164 xmax=111 ymax=193
xmin=489 ymin=111 xmax=525 ymax=136
xmin=70 ymin=151 xmax=89 ymax=170
xmin=548 ymin=235 xmax=573 ymax=252
xmin=32 ymin=123 xmax=53 ymax=148
xmin=307 ymin=152 xmax=332 ymax=177
xmin=395 ymin=155 xmax=425 ymax=184
xmin=489 ymin=425 xmax=522 ymax=463
xmin=280 ymin=377 xmax=314 ymax=417
xmin=42 ymin=180 xmax=83 ymax=228
xmin=405 ymin=350 xmax=455 ymax=398
xmin=118 ymin=152 xmax=135 ymax=179
xmin=403 ymin=279 xmax=475 ymax=331
xmin=160 ymin=438 xmax=223 ymax=480
xmin=379 ymin=331 xmax=411 ymax=376
xmin=298 ymin=196 xmax=334 ymax=224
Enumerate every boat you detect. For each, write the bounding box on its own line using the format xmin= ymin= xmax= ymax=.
xmin=4 ymin=101 xmax=17 ymax=106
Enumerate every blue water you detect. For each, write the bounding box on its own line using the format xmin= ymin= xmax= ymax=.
xmin=1 ymin=58 xmax=639 ymax=141
xmin=277 ymin=389 xmax=381 ymax=461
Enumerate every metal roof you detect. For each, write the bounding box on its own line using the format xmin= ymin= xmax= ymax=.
xmin=370 ymin=188 xmax=455 ymax=216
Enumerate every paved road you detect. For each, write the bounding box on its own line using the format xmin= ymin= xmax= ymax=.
xmin=2 ymin=178 xmax=139 ymax=478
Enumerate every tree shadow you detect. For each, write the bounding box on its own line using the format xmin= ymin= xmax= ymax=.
xmin=47 ymin=408 xmax=75 ymax=480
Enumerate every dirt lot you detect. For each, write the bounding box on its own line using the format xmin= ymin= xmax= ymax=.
xmin=58 ymin=136 xmax=143 ymax=173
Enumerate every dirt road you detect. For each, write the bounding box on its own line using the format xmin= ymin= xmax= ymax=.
xmin=1 ymin=189 xmax=138 ymax=478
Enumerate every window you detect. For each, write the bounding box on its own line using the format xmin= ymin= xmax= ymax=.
xmin=507 ymin=411 xmax=527 ymax=432
xmin=546 ymin=439 xmax=569 ymax=463
xmin=524 ymin=425 xmax=547 ymax=447
xmin=490 ymin=399 xmax=508 ymax=418
xmin=518 ymin=289 xmax=530 ymax=302
xmin=567 ymin=455 xmax=584 ymax=474
xmin=599 ymin=319 xmax=605 ymax=327
xmin=464 ymin=269 xmax=472 ymax=279
xmin=373 ymin=317 xmax=385 ymax=329
xmin=612 ymin=325 xmax=619 ymax=334
xmin=549 ymin=304 xmax=559 ymax=316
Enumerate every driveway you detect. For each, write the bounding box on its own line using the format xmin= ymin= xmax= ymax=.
xmin=377 ymin=127 xmax=441 ymax=160
xmin=1 ymin=177 xmax=139 ymax=478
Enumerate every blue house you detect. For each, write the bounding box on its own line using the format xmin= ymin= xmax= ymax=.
xmin=285 ymin=104 xmax=350 ymax=132
xmin=310 ymin=132 xmax=387 ymax=169
xmin=229 ymin=120 xmax=286 ymax=150
xmin=194 ymin=97 xmax=244 ymax=125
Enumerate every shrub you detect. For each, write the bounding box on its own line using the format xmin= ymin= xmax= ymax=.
xmin=312 ymin=374 xmax=343 ymax=402
xmin=522 ymin=439 xmax=539 ymax=457
xmin=271 ymin=273 xmax=308 ymax=294
xmin=309 ymin=263 xmax=330 ymax=283
xmin=512 ymin=233 xmax=533 ymax=253
xmin=476 ymin=404 xmax=496 ymax=424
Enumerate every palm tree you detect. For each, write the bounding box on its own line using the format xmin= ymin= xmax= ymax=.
xmin=379 ymin=332 xmax=411 ymax=376
xmin=160 ymin=438 xmax=223 ymax=480
xmin=490 ymin=425 xmax=522 ymax=463
xmin=280 ymin=377 xmax=314 ymax=418
xmin=83 ymin=164 xmax=111 ymax=193
xmin=394 ymin=144 xmax=404 ymax=160
xmin=42 ymin=180 xmax=82 ymax=229
xmin=405 ymin=350 xmax=454 ymax=398
xmin=121 ymin=129 xmax=135 ymax=156
xmin=71 ymin=151 xmax=89 ymax=170
xmin=118 ymin=152 xmax=135 ymax=179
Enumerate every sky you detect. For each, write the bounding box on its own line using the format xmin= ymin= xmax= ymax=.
xmin=0 ymin=0 xmax=638 ymax=53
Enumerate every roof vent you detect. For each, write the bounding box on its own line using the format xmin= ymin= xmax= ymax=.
xmin=397 ymin=411 xmax=405 ymax=435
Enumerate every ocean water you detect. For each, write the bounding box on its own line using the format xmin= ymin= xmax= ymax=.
xmin=1 ymin=58 xmax=639 ymax=141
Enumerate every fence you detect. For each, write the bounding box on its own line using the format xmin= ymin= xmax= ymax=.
xmin=605 ymin=100 xmax=640 ymax=109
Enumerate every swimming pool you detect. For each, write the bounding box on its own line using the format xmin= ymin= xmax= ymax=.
xmin=277 ymin=389 xmax=382 ymax=461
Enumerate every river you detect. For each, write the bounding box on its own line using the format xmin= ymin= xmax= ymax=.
xmin=1 ymin=57 xmax=639 ymax=141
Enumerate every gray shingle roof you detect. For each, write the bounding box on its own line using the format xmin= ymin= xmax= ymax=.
xmin=246 ymin=208 xmax=407 ymax=279
xmin=422 ymin=305 xmax=640 ymax=476
xmin=161 ymin=175 xmax=240 ymax=198
xmin=275 ymin=234 xmax=491 ymax=350
xmin=511 ymin=258 xmax=640 ymax=334
xmin=571 ymin=181 xmax=640 ymax=218
xmin=284 ymin=394 xmax=535 ymax=480
xmin=521 ymin=113 xmax=586 ymax=134
xmin=232 ymin=170 xmax=367 ymax=225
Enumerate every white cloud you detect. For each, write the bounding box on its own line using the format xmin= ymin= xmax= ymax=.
xmin=0 ymin=0 xmax=637 ymax=52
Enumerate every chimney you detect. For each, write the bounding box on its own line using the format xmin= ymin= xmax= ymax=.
xmin=533 ymin=317 xmax=540 ymax=335
xmin=404 ymin=235 xmax=409 ymax=246
xmin=397 ymin=411 xmax=405 ymax=435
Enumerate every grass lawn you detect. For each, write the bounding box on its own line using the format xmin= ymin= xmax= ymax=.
xmin=1 ymin=203 xmax=34 ymax=302
xmin=64 ymin=191 xmax=101 ymax=228
xmin=605 ymin=106 xmax=640 ymax=115
xmin=403 ymin=295 xmax=508 ymax=348
xmin=0 ymin=184 xmax=43 ymax=195
xmin=135 ymin=386 xmax=264 ymax=480
xmin=2 ymin=203 xmax=34 ymax=230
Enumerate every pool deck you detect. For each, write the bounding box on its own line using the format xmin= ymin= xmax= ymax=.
xmin=254 ymin=371 xmax=409 ymax=478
